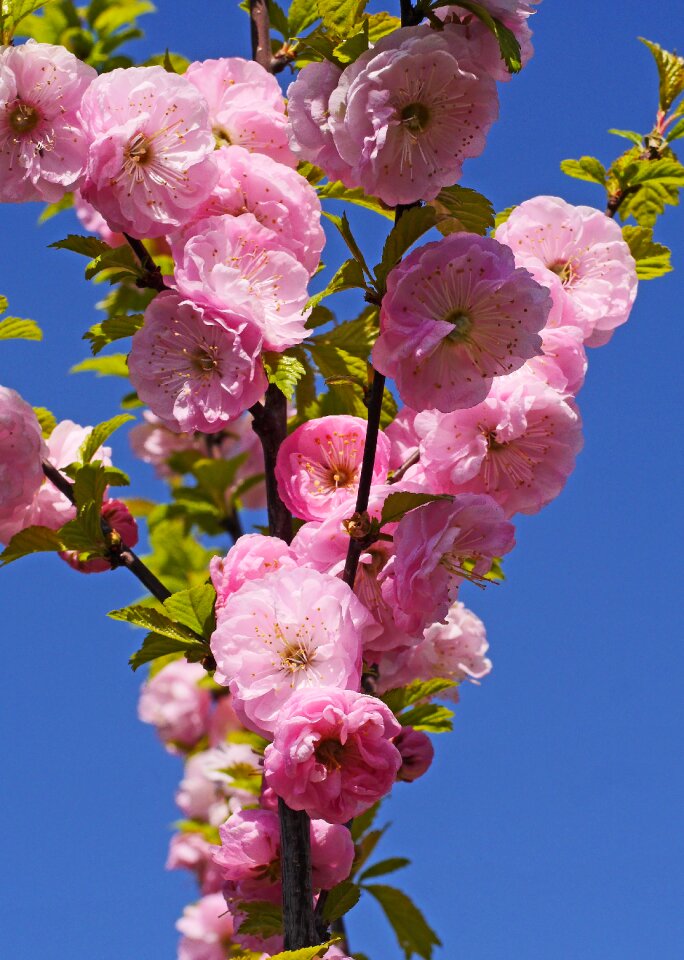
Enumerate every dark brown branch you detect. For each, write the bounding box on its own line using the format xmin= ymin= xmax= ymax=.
xmin=389 ymin=449 xmax=420 ymax=484
xmin=278 ymin=799 xmax=317 ymax=950
xmin=124 ymin=233 xmax=168 ymax=292
xmin=41 ymin=461 xmax=172 ymax=604
xmin=250 ymin=386 xmax=293 ymax=545
xmin=249 ymin=0 xmax=273 ymax=71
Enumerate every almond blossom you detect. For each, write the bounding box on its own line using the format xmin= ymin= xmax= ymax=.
xmin=0 ymin=40 xmax=95 ymax=203
xmin=210 ymin=534 xmax=298 ymax=618
xmin=80 ymin=66 xmax=217 ymax=237
xmin=0 ymin=386 xmax=47 ymax=544
xmin=138 ymin=659 xmax=211 ymax=751
xmin=167 ymin=833 xmax=223 ymax=896
xmin=176 ymin=894 xmax=236 ymax=960
xmin=373 ymin=233 xmax=549 ymax=412
xmin=394 ymin=727 xmax=435 ymax=782
xmin=59 ymin=498 xmax=138 ymax=574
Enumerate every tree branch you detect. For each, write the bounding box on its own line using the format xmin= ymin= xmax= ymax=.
xmin=250 ymin=386 xmax=293 ymax=545
xmin=249 ymin=0 xmax=273 ymax=71
xmin=124 ymin=233 xmax=168 ymax=292
xmin=41 ymin=461 xmax=172 ymax=604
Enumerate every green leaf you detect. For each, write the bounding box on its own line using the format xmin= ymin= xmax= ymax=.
xmin=38 ymin=192 xmax=74 ymax=223
xmin=382 ymin=678 xmax=458 ymax=714
xmin=129 ymin=632 xmax=209 ymax=671
xmin=266 ymin=0 xmax=289 ymax=37
xmin=163 ymin=583 xmax=216 ymax=640
xmin=315 ymin=0 xmax=367 ymax=39
xmin=236 ymin=900 xmax=283 ymax=939
xmin=397 ymin=703 xmax=454 ymax=733
xmin=262 ymin=351 xmax=307 ymax=401
xmin=85 ymin=243 xmax=141 ymax=282
xmin=359 ymin=857 xmax=411 ymax=881
xmin=0 ymin=315 xmax=42 ymax=340
xmin=79 ymin=413 xmax=134 ymax=464
xmin=308 ymin=258 xmax=367 ymax=310
xmin=627 ymin=157 xmax=684 ymax=186
xmin=309 ymin=306 xmax=378 ymax=359
xmin=317 ymin=181 xmax=393 ymax=219
xmin=621 ymin=225 xmax=672 ymax=279
xmin=608 ymin=128 xmax=643 ymax=146
xmin=268 ymin=945 xmax=336 ymax=960
xmin=639 ymin=37 xmax=684 ymax=111
xmin=0 ymin=524 xmax=63 ymax=566
xmin=323 ymin=211 xmax=372 ymax=277
xmin=379 ymin=491 xmax=448 ymax=527
xmin=666 ymin=117 xmax=684 ymax=142
xmin=494 ymin=205 xmax=516 ymax=229
xmin=49 ymin=233 xmax=111 ymax=258
xmin=377 ymin=206 xmax=439 ymax=286
xmin=429 ymin=184 xmax=495 ymax=236
xmin=174 ymin=819 xmax=221 ymax=844
xmin=108 ymin=603 xmax=201 ymax=641
xmin=560 ymin=156 xmax=607 ymax=185
xmin=364 ymin=885 xmax=440 ymax=960
xmin=380 ymin=387 xmax=398 ymax=430
xmin=350 ymin=801 xmax=380 ymax=841
xmin=353 ymin=825 xmax=388 ymax=874
xmin=218 ymin=761 xmax=262 ymax=795
xmin=365 ymin=10 xmax=399 ymax=41
xmin=323 ymin=880 xmax=362 ymax=921
xmin=83 ymin=313 xmax=144 ymax=354
xmin=0 ymin=295 xmax=7 ymax=314
xmin=70 ymin=353 xmax=129 ymax=378
xmin=191 ymin=455 xmax=249 ymax=507
xmin=33 ymin=406 xmax=56 ymax=438
xmin=288 ymin=0 xmax=320 ymax=35
xmin=333 ymin=17 xmax=369 ymax=63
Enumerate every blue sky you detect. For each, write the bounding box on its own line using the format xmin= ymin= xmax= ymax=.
xmin=1 ymin=2 xmax=683 ymax=958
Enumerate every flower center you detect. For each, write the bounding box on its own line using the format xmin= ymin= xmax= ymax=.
xmin=124 ymin=132 xmax=154 ymax=168
xmin=484 ymin=428 xmax=505 ymax=452
xmin=213 ymin=125 xmax=232 ymax=146
xmin=548 ymin=259 xmax=577 ymax=286
xmin=191 ymin=347 xmax=220 ymax=375
xmin=400 ymin=102 xmax=430 ymax=133
xmin=8 ymin=102 xmax=40 ymax=135
xmin=445 ymin=310 xmax=473 ymax=343
xmin=280 ymin=640 xmax=315 ymax=673
xmin=315 ymin=739 xmax=346 ymax=771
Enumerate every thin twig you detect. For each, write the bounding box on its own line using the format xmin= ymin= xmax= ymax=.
xmin=123 ymin=233 xmax=168 ymax=292
xmin=389 ymin=449 xmax=420 ymax=484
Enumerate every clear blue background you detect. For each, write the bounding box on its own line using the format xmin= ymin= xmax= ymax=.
xmin=1 ymin=2 xmax=683 ymax=958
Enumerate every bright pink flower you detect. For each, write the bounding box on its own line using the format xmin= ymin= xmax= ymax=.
xmin=176 ymin=743 xmax=262 ymax=825
xmin=286 ymin=60 xmax=354 ymax=182
xmin=495 ymin=195 xmax=638 ymax=346
xmin=373 ymin=233 xmax=548 ymax=412
xmin=59 ymin=498 xmax=138 ymax=574
xmin=72 ymin=190 xmax=124 ymax=246
xmin=167 ymin=833 xmax=223 ymax=895
xmin=128 ymin=291 xmax=267 ymax=434
xmin=186 ymin=57 xmax=296 ymax=167
xmin=186 ymin=145 xmax=325 ymax=276
xmin=138 ymin=659 xmax=211 ymax=750
xmin=264 ymin=687 xmax=402 ymax=824
xmin=275 ymin=416 xmax=391 ymax=522
xmin=80 ymin=66 xmax=217 ymax=238
xmin=309 ymin=818 xmax=355 ymax=890
xmin=211 ymin=566 xmax=376 ymax=736
xmin=413 ymin=370 xmax=584 ymax=516
xmin=172 ymin=214 xmax=311 ymax=352
xmin=0 ymin=40 xmax=95 ymax=203
xmin=526 ymin=324 xmax=587 ymax=396
xmin=210 ymin=534 xmax=297 ymax=618
xmin=327 ymin=26 xmax=499 ymax=205
xmin=381 ymin=495 xmax=515 ymax=634
xmin=177 ymin=893 xmax=235 ymax=960
xmin=0 ymin=386 xmax=47 ymax=544
xmin=394 ymin=727 xmax=434 ymax=782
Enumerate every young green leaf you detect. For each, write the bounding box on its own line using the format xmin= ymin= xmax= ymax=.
xmin=262 ymin=351 xmax=308 ymax=401
xmin=435 ymin=0 xmax=521 ymax=72
xmin=0 ymin=316 xmax=42 ymax=340
xmin=608 ymin=128 xmax=643 ymax=146
xmin=288 ymin=0 xmax=320 ymax=35
xmin=376 ymin=206 xmax=439 ymax=286
xmin=364 ymin=884 xmax=441 ymax=960
xmin=38 ymin=192 xmax=74 ymax=223
xmin=32 ymin=406 xmax=56 ymax=438
xmin=350 ymin=801 xmax=381 ymax=841
xmin=621 ymin=225 xmax=672 ymax=278
xmin=429 ymin=184 xmax=495 ymax=236
xmin=307 ymin=258 xmax=367 ymax=310
xmin=397 ymin=702 xmax=454 ymax=733
xmin=83 ymin=313 xmax=144 ymax=355
xmin=108 ymin=603 xmax=201 ymax=641
xmin=268 ymin=944 xmax=337 ymax=960
xmin=49 ymin=234 xmax=111 ymax=258
xmin=381 ymin=678 xmax=458 ymax=714
xmin=560 ymin=156 xmax=607 ymax=185
xmin=317 ymin=180 xmax=393 ymax=219
xmin=79 ymin=413 xmax=134 ymax=464
xmin=163 ymin=583 xmax=216 ymax=640
xmin=315 ymin=0 xmax=367 ymax=39
xmin=322 ymin=880 xmax=362 ymax=921
xmin=359 ymin=857 xmax=411 ymax=882
xmin=323 ymin=210 xmax=373 ymax=277
xmin=85 ymin=243 xmax=141 ymax=282
xmin=235 ymin=900 xmax=284 ymax=939
xmin=70 ymin=354 xmax=129 ymax=378
xmin=379 ymin=492 xmax=449 ymax=527
xmin=494 ymin=204 xmax=516 ymax=229
xmin=129 ymin=632 xmax=210 ymax=671
xmin=639 ymin=37 xmax=684 ymax=111
xmin=0 ymin=525 xmax=64 ymax=566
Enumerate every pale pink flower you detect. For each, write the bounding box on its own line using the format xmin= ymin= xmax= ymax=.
xmin=264 ymin=687 xmax=402 ymax=823
xmin=214 ymin=809 xmax=354 ymax=901
xmin=385 ymin=407 xmax=420 ymax=472
xmin=436 ymin=6 xmax=536 ymax=82
xmin=59 ymin=497 xmax=138 ymax=573
xmin=207 ymin=696 xmax=242 ymax=747
xmin=72 ymin=189 xmax=124 ymax=246
xmin=0 ymin=40 xmax=95 ymax=203
xmin=526 ymin=324 xmax=587 ymax=396
xmin=167 ymin=833 xmax=223 ymax=895
xmin=128 ymin=291 xmax=267 ymax=434
xmin=186 ymin=145 xmax=325 ymax=276
xmin=286 ymin=60 xmax=354 ymax=182
xmin=413 ymin=370 xmax=584 ymax=516
xmin=138 ymin=659 xmax=211 ymax=750
xmin=327 ymin=26 xmax=499 ymax=206
xmin=373 ymin=233 xmax=549 ymax=412
xmin=176 ymin=743 xmax=262 ymax=825
xmin=495 ymin=196 xmax=638 ymax=346
xmin=275 ymin=416 xmax=391 ymax=522
xmin=80 ymin=66 xmax=217 ymax=238
xmin=186 ymin=57 xmax=296 ymax=167
xmin=172 ymin=214 xmax=310 ymax=352
xmin=210 ymin=534 xmax=297 ymax=618
xmin=394 ymin=727 xmax=434 ymax=782
xmin=129 ymin=411 xmax=200 ymax=478
xmin=211 ymin=566 xmax=377 ymax=736
xmin=177 ymin=894 xmax=235 ymax=960
xmin=380 ymin=495 xmax=515 ymax=634
xmin=0 ymin=386 xmax=47 ymax=544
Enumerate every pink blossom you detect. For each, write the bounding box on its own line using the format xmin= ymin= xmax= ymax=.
xmin=186 ymin=145 xmax=325 ymax=276
xmin=413 ymin=370 xmax=584 ymax=516
xmin=176 ymin=743 xmax=262 ymax=825
xmin=186 ymin=57 xmax=296 ymax=167
xmin=0 ymin=386 xmax=47 ymax=544
xmin=208 ymin=696 xmax=242 ymax=747
xmin=128 ymin=291 xmax=267 ymax=434
xmin=526 ymin=324 xmax=587 ymax=396
xmin=210 ymin=534 xmax=297 ymax=618
xmin=495 ymin=195 xmax=638 ymax=346
xmin=172 ymin=214 xmax=311 ymax=352
xmin=177 ymin=893 xmax=235 ymax=960
xmin=129 ymin=411 xmax=200 ymax=478
xmin=80 ymin=66 xmax=217 ymax=238
xmin=72 ymin=190 xmax=124 ymax=246
xmin=326 ymin=26 xmax=499 ymax=205
xmin=59 ymin=498 xmax=138 ymax=574
xmin=275 ymin=416 xmax=391 ymax=522
xmin=0 ymin=40 xmax=95 ymax=203
xmin=167 ymin=833 xmax=223 ymax=895
xmin=381 ymin=496 xmax=515 ymax=634
xmin=436 ymin=6 xmax=537 ymax=82
xmin=138 ymin=659 xmax=211 ymax=750
xmin=385 ymin=407 xmax=420 ymax=473
xmin=286 ymin=61 xmax=354 ymax=182
xmin=264 ymin=687 xmax=402 ymax=824
xmin=211 ymin=566 xmax=377 ymax=736
xmin=213 ymin=809 xmax=354 ymax=901
xmin=394 ymin=727 xmax=434 ymax=782
xmin=373 ymin=233 xmax=549 ymax=412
